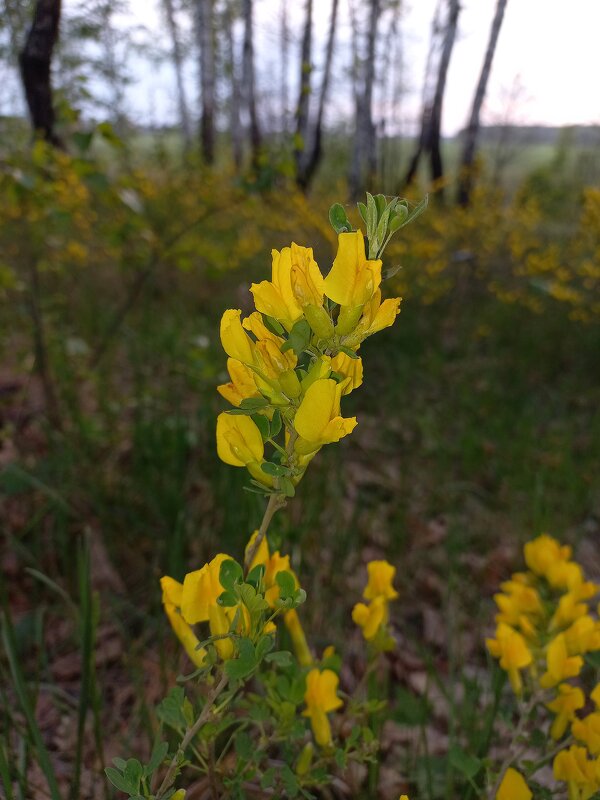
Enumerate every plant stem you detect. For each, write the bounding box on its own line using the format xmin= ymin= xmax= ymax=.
xmin=155 ymin=672 xmax=229 ymax=799
xmin=487 ymin=694 xmax=538 ymax=799
xmin=244 ymin=492 xmax=285 ymax=572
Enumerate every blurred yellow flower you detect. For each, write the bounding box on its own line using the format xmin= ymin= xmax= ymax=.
xmin=540 ymin=634 xmax=583 ymax=689
xmin=486 ymin=623 xmax=532 ymax=695
xmin=496 ymin=768 xmax=531 ymax=800
xmin=546 ymin=684 xmax=585 ymax=740
xmin=160 ymin=576 xmax=206 ymax=667
xmin=364 ymin=560 xmax=399 ymax=601
xmin=303 ymin=668 xmax=343 ymax=747
xmin=352 ymin=595 xmax=388 ymax=641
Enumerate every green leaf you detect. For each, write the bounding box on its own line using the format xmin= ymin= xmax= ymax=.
xmin=280 ymin=319 xmax=312 ymax=358
xmin=403 ymin=194 xmax=429 ymax=228
xmin=157 ymin=687 xmax=189 ymax=730
xmin=72 ymin=131 xmax=94 ymax=153
xmin=219 ymin=559 xmax=243 ymax=592
xmin=357 ymin=201 xmax=368 ymax=226
xmin=374 ymin=193 xmax=387 ymax=217
xmin=261 ymin=461 xmax=290 ymax=477
xmin=144 ymin=741 xmax=169 ymax=777
xmin=112 ymin=758 xmax=127 ymax=771
xmin=262 ymin=314 xmax=285 ymax=336
xmin=246 ymin=563 xmax=265 ymax=589
xmin=123 ymin=760 xmax=142 ymax=793
xmin=255 ymin=634 xmax=274 ymax=662
xmin=329 ymin=203 xmax=352 ymax=234
xmin=217 ymin=590 xmax=238 ymax=607
xmin=240 ymin=397 xmax=271 ymax=411
xmin=251 ymin=413 xmax=270 ymax=440
xmin=265 ymin=650 xmax=292 ymax=667
xmin=235 ymin=731 xmax=254 ymax=761
xmin=280 ymin=476 xmax=296 ymax=497
xmin=270 ymin=409 xmax=282 ymax=438
xmin=105 ymin=767 xmax=135 ymax=794
xmin=337 ymin=345 xmax=359 ymax=359
xmin=382 ymin=263 xmax=403 ymax=280
xmin=261 ymin=768 xmax=276 ymax=789
xmin=225 ymin=637 xmax=256 ymax=681
xmin=281 ymin=765 xmax=300 ymax=797
xmin=276 ymin=570 xmax=296 ymax=599
xmin=366 ymin=192 xmax=377 ymax=241
xmin=448 ymin=746 xmax=482 ymax=780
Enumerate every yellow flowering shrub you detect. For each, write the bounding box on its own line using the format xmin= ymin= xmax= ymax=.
xmin=487 ymin=533 xmax=600 ymax=799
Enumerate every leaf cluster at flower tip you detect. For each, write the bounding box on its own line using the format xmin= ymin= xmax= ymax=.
xmin=352 ymin=560 xmax=399 ymax=651
xmin=486 ymin=533 xmax=600 ymax=800
xmin=160 ymin=532 xmax=306 ymax=673
xmin=215 ymin=197 xmax=417 ymax=494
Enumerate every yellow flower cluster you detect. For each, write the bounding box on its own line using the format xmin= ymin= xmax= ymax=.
xmin=352 ymin=560 xmax=399 ymax=649
xmin=487 ymin=534 xmax=600 ymax=800
xmin=161 ymin=533 xmax=308 ymax=664
xmin=216 ymin=232 xmax=401 ymax=488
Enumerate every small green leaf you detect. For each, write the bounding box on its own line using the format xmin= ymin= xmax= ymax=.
xmin=269 ymin=409 xmax=282 ymax=438
xmin=261 ymin=461 xmax=290 ymax=477
xmin=262 ymin=314 xmax=285 ymax=336
xmin=123 ymin=760 xmax=143 ymax=793
xmin=251 ymin=413 xmax=270 ymax=440
xmin=240 ymin=397 xmax=271 ymax=411
xmin=382 ymin=263 xmax=403 ymax=280
xmin=144 ymin=741 xmax=168 ymax=777
xmin=448 ymin=746 xmax=482 ymax=780
xmin=219 ymin=559 xmax=243 ymax=592
xmin=357 ymin=201 xmax=368 ymax=225
xmin=255 ymin=634 xmax=274 ymax=662
xmin=235 ymin=731 xmax=253 ymax=761
xmin=337 ymin=345 xmax=359 ymax=359
xmin=276 ymin=570 xmax=296 ymax=599
xmin=105 ymin=767 xmax=134 ymax=793
xmin=225 ymin=637 xmax=256 ymax=681
xmin=246 ymin=563 xmax=265 ymax=589
xmin=280 ymin=476 xmax=296 ymax=497
xmin=217 ymin=590 xmax=238 ymax=607
xmin=329 ymin=203 xmax=352 ymax=234
xmin=374 ymin=193 xmax=387 ymax=217
xmin=280 ymin=319 xmax=312 ymax=358
xmin=265 ymin=650 xmax=292 ymax=667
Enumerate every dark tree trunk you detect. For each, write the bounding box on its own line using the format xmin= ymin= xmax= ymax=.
xmin=402 ymin=0 xmax=460 ymax=193
xmin=163 ymin=0 xmax=192 ymax=152
xmin=428 ymin=0 xmax=460 ymax=194
xmin=294 ymin=0 xmax=313 ymax=185
xmin=457 ymin=0 xmax=508 ymax=206
xmin=348 ymin=0 xmax=380 ymax=199
xmin=19 ymin=0 xmax=62 ymax=146
xmin=242 ymin=0 xmax=261 ymax=169
xmin=224 ymin=2 xmax=243 ymax=170
xmin=296 ymin=0 xmax=339 ymax=191
xmin=197 ymin=0 xmax=216 ymax=164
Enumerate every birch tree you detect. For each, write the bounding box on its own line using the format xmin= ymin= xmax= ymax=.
xmin=294 ymin=0 xmax=313 ymax=183
xmin=162 ymin=0 xmax=192 ymax=152
xmin=457 ymin=0 xmax=508 ymax=206
xmin=242 ymin=0 xmax=261 ymax=169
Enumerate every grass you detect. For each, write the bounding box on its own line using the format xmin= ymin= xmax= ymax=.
xmin=1 ymin=150 xmax=599 ymax=796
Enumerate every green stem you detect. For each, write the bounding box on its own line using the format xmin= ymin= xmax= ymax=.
xmin=244 ymin=492 xmax=285 ymax=572
xmin=154 ymin=672 xmax=229 ymax=799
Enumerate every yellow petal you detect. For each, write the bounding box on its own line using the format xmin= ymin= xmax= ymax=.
xmin=220 ymin=309 xmax=255 ymax=364
xmin=324 ymin=231 xmax=381 ymax=307
xmin=217 ymin=358 xmax=259 ymax=407
xmin=364 ymin=560 xmax=399 ymax=601
xmin=496 ymin=768 xmax=532 ymax=800
xmin=294 ymin=379 xmax=356 ymax=445
xmin=331 ymin=353 xmax=363 ymax=393
xmin=181 ymin=553 xmax=230 ymax=624
xmin=216 ymin=413 xmax=264 ymax=467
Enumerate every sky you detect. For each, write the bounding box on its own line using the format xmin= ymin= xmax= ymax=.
xmin=6 ymin=0 xmax=600 ymax=136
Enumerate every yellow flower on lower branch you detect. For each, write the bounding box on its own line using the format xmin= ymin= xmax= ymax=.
xmin=540 ymin=634 xmax=583 ymax=689
xmin=547 ymin=684 xmax=585 ymax=740
xmin=352 ymin=596 xmax=388 ymax=641
xmin=486 ymin=623 xmax=533 ymax=695
xmin=303 ymin=668 xmax=343 ymax=747
xmin=572 ymin=712 xmax=600 ymax=755
xmin=216 ymin=413 xmax=273 ymax=486
xmin=293 ymin=378 xmax=357 ymax=455
xmin=554 ymin=745 xmax=600 ymax=800
xmin=496 ymin=768 xmax=532 ymax=800
xmin=160 ymin=576 xmax=207 ymax=667
xmin=363 ymin=559 xmax=399 ymax=601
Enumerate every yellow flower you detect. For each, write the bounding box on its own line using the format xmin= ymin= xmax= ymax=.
xmin=220 ymin=309 xmax=255 ymax=364
xmin=284 ymin=608 xmax=313 ymax=667
xmin=364 ymin=560 xmax=399 ymax=601
xmin=323 ymin=231 xmax=381 ymax=308
xmin=331 ymin=352 xmax=363 ymax=394
xmin=289 ymin=242 xmax=325 ymax=307
xmin=554 ymin=745 xmax=600 ymax=799
xmin=524 ymin=534 xmax=572 ymax=578
xmin=547 ymin=684 xmax=585 ymax=740
xmin=494 ymin=580 xmax=543 ymax=628
xmin=352 ymin=290 xmax=401 ymax=341
xmin=551 ymin=585 xmax=598 ymax=630
xmin=564 ymin=616 xmax=600 ymax=655
xmin=486 ymin=623 xmax=533 ymax=695
xmin=160 ymin=576 xmax=207 ymax=667
xmin=352 ymin=596 xmax=388 ymax=641
xmin=216 ymin=413 xmax=272 ymax=485
xmin=496 ymin=767 xmax=532 ymax=800
xmin=592 ymin=684 xmax=600 ymax=709
xmin=181 ymin=553 xmax=231 ymax=624
xmin=250 ymin=247 xmax=303 ymax=330
xmin=303 ymin=668 xmax=343 ymax=747
xmin=572 ymin=712 xmax=600 ymax=755
xmin=540 ymin=634 xmax=584 ymax=688
xmin=217 ymin=358 xmax=260 ymax=406
xmin=294 ymin=379 xmax=357 ymax=454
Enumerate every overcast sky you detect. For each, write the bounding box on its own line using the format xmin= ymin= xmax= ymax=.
xmin=6 ymin=0 xmax=594 ymax=135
